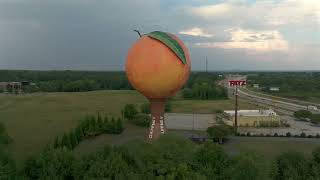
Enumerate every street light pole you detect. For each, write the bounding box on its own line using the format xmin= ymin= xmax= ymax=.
xmin=234 ymin=85 xmax=238 ymax=133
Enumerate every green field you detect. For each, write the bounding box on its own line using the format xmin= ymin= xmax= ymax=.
xmin=0 ymin=90 xmax=254 ymax=164
xmin=1 ymin=90 xmax=319 ymax=165
xmin=0 ymin=90 xmax=146 ymax=163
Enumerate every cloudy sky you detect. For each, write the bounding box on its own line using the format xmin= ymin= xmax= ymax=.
xmin=1 ymin=0 xmax=320 ymax=71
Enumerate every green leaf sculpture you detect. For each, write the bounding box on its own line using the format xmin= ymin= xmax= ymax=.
xmin=147 ymin=31 xmax=187 ymax=65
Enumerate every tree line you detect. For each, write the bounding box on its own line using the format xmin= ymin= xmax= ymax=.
xmin=0 ymin=71 xmax=227 ymax=98
xmin=3 ymin=120 xmax=320 ymax=179
xmin=248 ymin=72 xmax=320 ymax=100
xmin=52 ymin=113 xmax=124 ymax=150
xmin=4 ymin=135 xmax=320 ymax=179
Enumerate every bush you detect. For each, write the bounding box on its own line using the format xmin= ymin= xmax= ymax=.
xmin=140 ymin=103 xmax=150 ymax=114
xmin=207 ymin=124 xmax=233 ymax=144
xmin=130 ymin=113 xmax=151 ymax=127
xmin=311 ymin=114 xmax=320 ymax=124
xmin=294 ymin=110 xmax=312 ymax=119
xmin=286 ymin=132 xmax=291 ymax=137
xmin=165 ymin=100 xmax=172 ymax=112
xmin=246 ymin=132 xmax=251 ymax=137
xmin=300 ymin=132 xmax=306 ymax=138
xmin=274 ymin=133 xmax=278 ymax=137
xmin=123 ymin=104 xmax=138 ymax=120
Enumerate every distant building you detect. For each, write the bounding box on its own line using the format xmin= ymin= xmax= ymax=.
xmin=223 ymin=109 xmax=281 ymax=127
xmin=253 ymin=84 xmax=260 ymax=88
xmin=269 ymin=87 xmax=280 ymax=91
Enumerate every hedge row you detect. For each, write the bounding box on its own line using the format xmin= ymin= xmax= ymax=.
xmin=52 ymin=114 xmax=124 ymax=150
xmin=237 ymin=132 xmax=320 ymax=138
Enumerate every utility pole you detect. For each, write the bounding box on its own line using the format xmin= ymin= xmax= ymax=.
xmin=234 ymin=85 xmax=238 ymax=133
xmin=205 ymin=57 xmax=208 ymax=73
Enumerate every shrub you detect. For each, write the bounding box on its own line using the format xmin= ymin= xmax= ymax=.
xmin=274 ymin=133 xmax=278 ymax=137
xmin=140 ymin=103 xmax=150 ymax=114
xmin=300 ymin=132 xmax=306 ymax=138
xmin=316 ymin=134 xmax=320 ymax=138
xmin=130 ymin=113 xmax=151 ymax=127
xmin=286 ymin=132 xmax=291 ymax=137
xmin=207 ymin=124 xmax=233 ymax=144
xmin=123 ymin=104 xmax=138 ymax=120
xmin=311 ymin=114 xmax=320 ymax=124
xmin=246 ymin=132 xmax=251 ymax=137
xmin=294 ymin=110 xmax=312 ymax=119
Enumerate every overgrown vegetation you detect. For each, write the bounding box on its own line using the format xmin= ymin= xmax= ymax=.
xmin=1 ymin=135 xmax=319 ymax=179
xmin=294 ymin=110 xmax=320 ymax=124
xmin=207 ymin=124 xmax=233 ymax=144
xmin=0 ymin=122 xmax=15 ymax=179
xmin=52 ymin=113 xmax=124 ymax=150
xmin=0 ymin=71 xmax=226 ymax=94
xmin=248 ymin=72 xmax=320 ymax=101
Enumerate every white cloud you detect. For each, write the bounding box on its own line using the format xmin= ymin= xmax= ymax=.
xmin=179 ymin=27 xmax=214 ymax=37
xmin=195 ymin=28 xmax=289 ymax=51
xmin=187 ymin=3 xmax=231 ymax=19
xmin=184 ymin=0 xmax=320 ymax=28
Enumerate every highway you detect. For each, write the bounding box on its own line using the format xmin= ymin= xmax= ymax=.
xmin=230 ymin=87 xmax=319 ymax=115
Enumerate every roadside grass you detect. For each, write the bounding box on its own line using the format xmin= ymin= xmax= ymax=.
xmin=171 ymin=99 xmax=258 ymax=114
xmin=223 ymin=137 xmax=320 ymax=160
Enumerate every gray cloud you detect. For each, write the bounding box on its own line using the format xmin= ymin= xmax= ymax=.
xmin=0 ymin=0 xmax=319 ymax=71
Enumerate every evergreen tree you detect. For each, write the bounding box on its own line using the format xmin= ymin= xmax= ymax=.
xmin=97 ymin=113 xmax=104 ymax=133
xmin=78 ymin=125 xmax=85 ymax=140
xmin=74 ymin=127 xmax=81 ymax=142
xmin=69 ymin=132 xmax=78 ymax=149
xmin=103 ymin=116 xmax=110 ymax=133
xmin=115 ymin=118 xmax=124 ymax=134
xmin=110 ymin=117 xmax=116 ymax=134
xmin=60 ymin=134 xmax=68 ymax=148
xmin=89 ymin=115 xmax=97 ymax=134
xmin=53 ymin=137 xmax=60 ymax=149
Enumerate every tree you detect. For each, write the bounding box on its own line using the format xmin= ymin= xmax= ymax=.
xmin=294 ymin=110 xmax=312 ymax=119
xmin=140 ymin=103 xmax=151 ymax=114
xmin=311 ymin=114 xmax=320 ymax=124
xmin=69 ymin=132 xmax=78 ymax=149
xmin=96 ymin=113 xmax=104 ymax=132
xmin=115 ymin=118 xmax=124 ymax=134
xmin=60 ymin=133 xmax=72 ymax=149
xmin=103 ymin=116 xmax=111 ymax=133
xmin=0 ymin=122 xmax=15 ymax=179
xmin=24 ymin=147 xmax=75 ymax=179
xmin=165 ymin=100 xmax=172 ymax=112
xmin=207 ymin=124 xmax=233 ymax=144
xmin=53 ymin=137 xmax=60 ymax=149
xmin=110 ymin=117 xmax=116 ymax=134
xmin=275 ymin=151 xmax=310 ymax=180
xmin=123 ymin=104 xmax=138 ymax=120
xmin=224 ymin=153 xmax=271 ymax=180
xmin=89 ymin=116 xmax=97 ymax=133
xmin=192 ymin=142 xmax=229 ymax=179
xmin=130 ymin=113 xmax=151 ymax=127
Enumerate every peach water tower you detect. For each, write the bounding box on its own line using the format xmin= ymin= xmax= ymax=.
xmin=126 ymin=31 xmax=191 ymax=140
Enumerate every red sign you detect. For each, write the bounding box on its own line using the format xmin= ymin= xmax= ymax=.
xmin=229 ymin=80 xmax=246 ymax=86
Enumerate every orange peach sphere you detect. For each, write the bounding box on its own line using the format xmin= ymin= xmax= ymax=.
xmin=126 ymin=33 xmax=191 ymax=99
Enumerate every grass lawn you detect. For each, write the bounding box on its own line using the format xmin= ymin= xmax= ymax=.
xmin=0 ymin=90 xmax=270 ymax=165
xmin=0 ymin=90 xmax=312 ymax=165
xmin=223 ymin=137 xmax=320 ymax=160
xmin=171 ymin=99 xmax=258 ymax=114
xmin=0 ymin=90 xmax=146 ymax=164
